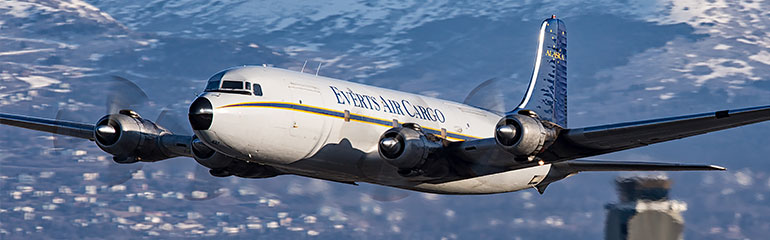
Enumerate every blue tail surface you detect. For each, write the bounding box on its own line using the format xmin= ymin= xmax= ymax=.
xmin=514 ymin=17 xmax=567 ymax=127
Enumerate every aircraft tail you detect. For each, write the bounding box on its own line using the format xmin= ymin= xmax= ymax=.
xmin=514 ymin=16 xmax=567 ymax=127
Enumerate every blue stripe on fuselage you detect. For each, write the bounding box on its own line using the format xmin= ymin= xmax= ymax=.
xmin=219 ymin=102 xmax=480 ymax=141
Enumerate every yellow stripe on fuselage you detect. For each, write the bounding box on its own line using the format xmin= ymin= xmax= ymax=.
xmin=219 ymin=101 xmax=481 ymax=141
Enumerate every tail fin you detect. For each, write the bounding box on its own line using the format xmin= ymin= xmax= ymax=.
xmin=514 ymin=16 xmax=567 ymax=127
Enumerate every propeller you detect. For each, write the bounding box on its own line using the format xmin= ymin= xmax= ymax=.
xmin=182 ymin=163 xmax=227 ymax=201
xmin=155 ymin=105 xmax=225 ymax=201
xmin=53 ymin=76 xmax=150 ymax=186
xmin=53 ymin=107 xmax=90 ymax=151
xmin=463 ymin=77 xmax=507 ymax=114
xmin=367 ymin=184 xmax=410 ymax=202
xmin=51 ymin=75 xmax=225 ymax=200
xmin=368 ymin=138 xmax=411 ymax=202
xmin=106 ymin=76 xmax=149 ymax=114
xmin=359 ymin=77 xmax=519 ymax=202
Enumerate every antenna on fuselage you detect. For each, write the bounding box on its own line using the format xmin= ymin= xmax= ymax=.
xmin=301 ymin=60 xmax=308 ymax=73
xmin=315 ymin=62 xmax=322 ymax=76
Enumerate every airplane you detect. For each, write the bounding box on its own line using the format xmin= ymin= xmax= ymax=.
xmin=1 ymin=16 xmax=769 ymax=196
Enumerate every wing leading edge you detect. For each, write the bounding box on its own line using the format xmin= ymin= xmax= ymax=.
xmin=0 ymin=112 xmax=94 ymax=140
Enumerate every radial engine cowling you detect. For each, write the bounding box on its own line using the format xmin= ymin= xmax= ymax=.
xmin=94 ymin=110 xmax=189 ymax=163
xmin=378 ymin=123 xmax=443 ymax=171
xmin=494 ymin=114 xmax=557 ymax=159
xmin=191 ymin=136 xmax=280 ymax=179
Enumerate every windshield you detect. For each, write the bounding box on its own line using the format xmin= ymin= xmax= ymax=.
xmin=221 ymin=81 xmax=243 ymax=89
xmin=203 ymin=70 xmax=253 ymax=95
xmin=205 ymin=71 xmax=226 ymax=91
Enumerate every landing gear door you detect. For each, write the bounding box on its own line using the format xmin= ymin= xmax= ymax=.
xmin=288 ymin=82 xmax=329 ymax=158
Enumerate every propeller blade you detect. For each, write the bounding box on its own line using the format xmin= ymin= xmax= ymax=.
xmin=156 ymin=106 xmax=192 ymax=135
xmin=106 ymin=76 xmax=149 ymax=114
xmin=366 ymin=156 xmax=411 ymax=202
xmin=153 ymin=106 xmax=223 ymax=201
xmin=52 ymin=75 xmax=156 ymax=186
xmin=368 ymin=186 xmax=410 ymax=202
xmin=53 ymin=108 xmax=90 ymax=150
xmin=102 ymin=162 xmax=144 ymax=187
xmin=183 ymin=164 xmax=226 ymax=201
xmin=463 ymin=77 xmax=506 ymax=114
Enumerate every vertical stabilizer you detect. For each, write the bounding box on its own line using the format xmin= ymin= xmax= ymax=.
xmin=515 ymin=16 xmax=567 ymax=127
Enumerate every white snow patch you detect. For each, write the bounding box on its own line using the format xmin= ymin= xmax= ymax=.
xmin=736 ymin=38 xmax=755 ymax=45
xmin=713 ymin=44 xmax=732 ymax=50
xmin=682 ymin=58 xmax=757 ymax=86
xmin=0 ymin=36 xmax=77 ymax=49
xmin=88 ymin=53 xmax=103 ymax=61
xmin=0 ymin=0 xmax=117 ymax=23
xmin=748 ymin=50 xmax=770 ymax=66
xmin=0 ymin=49 xmax=55 ymax=56
xmin=16 ymin=75 xmax=60 ymax=89
xmin=659 ymin=92 xmax=675 ymax=100
xmin=664 ymin=0 xmax=732 ymax=26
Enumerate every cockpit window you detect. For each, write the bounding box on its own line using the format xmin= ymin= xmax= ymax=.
xmin=208 ymin=71 xmax=226 ymax=82
xmin=205 ymin=71 xmax=226 ymax=91
xmin=221 ymin=81 xmax=243 ymax=90
xmin=203 ymin=70 xmax=254 ymax=95
xmin=253 ymin=84 xmax=263 ymax=96
xmin=205 ymin=81 xmax=220 ymax=90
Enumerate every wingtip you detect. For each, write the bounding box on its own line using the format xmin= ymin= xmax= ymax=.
xmin=710 ymin=165 xmax=727 ymax=171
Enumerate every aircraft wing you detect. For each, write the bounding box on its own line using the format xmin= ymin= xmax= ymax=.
xmin=554 ymin=105 xmax=770 ymax=160
xmin=0 ymin=112 xmax=94 ymax=140
xmin=558 ymin=160 xmax=725 ymax=172
xmin=532 ymin=159 xmax=725 ymax=194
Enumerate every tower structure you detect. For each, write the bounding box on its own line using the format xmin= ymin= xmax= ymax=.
xmin=605 ymin=176 xmax=687 ymax=240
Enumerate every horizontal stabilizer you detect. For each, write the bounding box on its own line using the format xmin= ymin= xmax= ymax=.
xmin=562 ymin=160 xmax=725 ymax=172
xmin=0 ymin=112 xmax=94 ymax=140
xmin=536 ymin=159 xmax=724 ymax=194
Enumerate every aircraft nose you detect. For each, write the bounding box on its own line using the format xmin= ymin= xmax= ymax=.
xmin=189 ymin=97 xmax=213 ymax=130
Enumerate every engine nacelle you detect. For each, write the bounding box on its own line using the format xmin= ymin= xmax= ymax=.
xmin=378 ymin=123 xmax=443 ymax=172
xmin=494 ymin=114 xmax=557 ymax=160
xmin=94 ymin=110 xmax=189 ymax=163
xmin=191 ymin=136 xmax=280 ymax=179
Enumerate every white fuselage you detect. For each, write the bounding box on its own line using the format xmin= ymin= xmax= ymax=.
xmin=195 ymin=66 xmax=551 ymax=194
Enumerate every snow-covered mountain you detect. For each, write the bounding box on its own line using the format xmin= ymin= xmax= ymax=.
xmin=87 ymin=0 xmax=770 ymax=115
xmin=1 ymin=0 xmax=769 ymax=239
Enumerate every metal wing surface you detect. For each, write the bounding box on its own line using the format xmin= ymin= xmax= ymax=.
xmin=0 ymin=112 xmax=94 ymax=140
xmin=555 ymin=105 xmax=770 ymax=160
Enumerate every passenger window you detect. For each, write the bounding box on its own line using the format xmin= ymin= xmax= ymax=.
xmin=245 ymin=82 xmax=251 ymax=90
xmin=221 ymin=81 xmax=243 ymax=89
xmin=253 ymin=84 xmax=263 ymax=96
